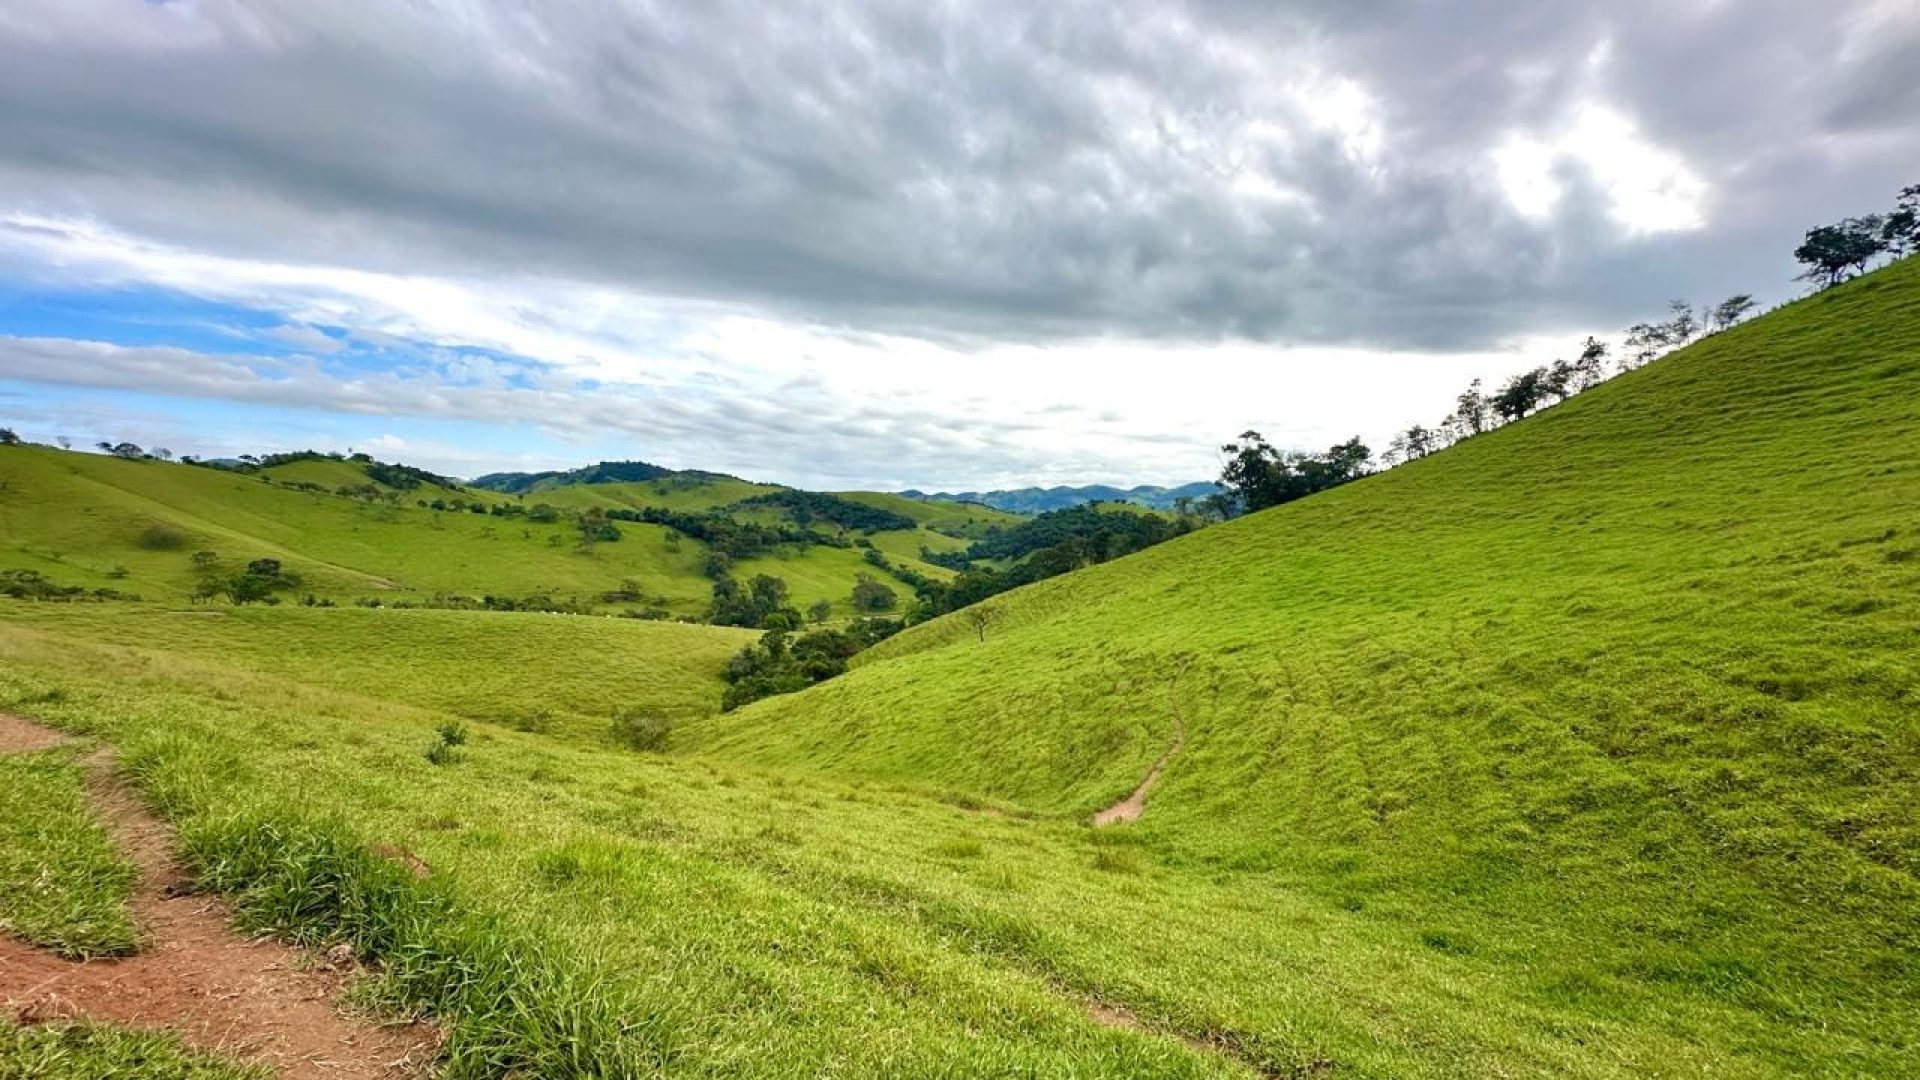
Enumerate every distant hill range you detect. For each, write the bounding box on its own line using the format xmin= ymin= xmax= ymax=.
xmin=901 ymin=482 xmax=1220 ymax=515
xmin=468 ymin=460 xmax=742 ymax=494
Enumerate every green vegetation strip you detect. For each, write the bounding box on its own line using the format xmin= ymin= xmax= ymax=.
xmin=120 ymin=737 xmax=672 ymax=1078
xmin=0 ymin=748 xmax=139 ymax=959
xmin=0 ymin=1022 xmax=267 ymax=1080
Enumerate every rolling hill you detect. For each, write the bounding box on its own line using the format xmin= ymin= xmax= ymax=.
xmin=905 ymin=481 xmax=1222 ymax=514
xmin=1 ymin=260 xmax=1915 ymax=1078
xmin=0 ymin=449 xmax=1007 ymax=619
xmin=687 ymin=258 xmax=1920 ymax=1073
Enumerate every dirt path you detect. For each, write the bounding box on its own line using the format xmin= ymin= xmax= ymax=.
xmin=0 ymin=715 xmax=439 ymax=1078
xmin=1092 ymin=667 xmax=1188 ymax=827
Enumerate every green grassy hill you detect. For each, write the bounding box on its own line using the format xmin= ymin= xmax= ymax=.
xmin=2 ymin=261 xmax=1915 ymax=1078
xmin=685 ymin=260 xmax=1920 ymax=1072
xmin=0 ymin=451 xmax=971 ymax=618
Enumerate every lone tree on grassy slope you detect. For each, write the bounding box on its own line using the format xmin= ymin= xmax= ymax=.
xmin=962 ymin=605 xmax=1001 ymax=643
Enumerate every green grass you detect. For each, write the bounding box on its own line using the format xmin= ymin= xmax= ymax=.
xmin=688 ymin=259 xmax=1920 ymax=1073
xmin=832 ymin=491 xmax=1023 ymax=535
xmin=0 ymin=453 xmax=979 ymax=620
xmin=0 ymin=747 xmax=139 ymax=958
xmin=0 ymin=260 xmax=1913 ymax=1076
xmin=0 ymin=606 xmax=753 ymax=740
xmin=0 ymin=1022 xmax=267 ymax=1080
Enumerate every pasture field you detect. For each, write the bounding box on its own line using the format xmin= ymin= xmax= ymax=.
xmin=0 ymin=451 xmax=968 ymax=618
xmin=0 ymin=259 xmax=1915 ymax=1076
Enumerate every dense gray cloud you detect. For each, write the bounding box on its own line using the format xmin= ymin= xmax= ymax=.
xmin=2 ymin=0 xmax=1913 ymax=351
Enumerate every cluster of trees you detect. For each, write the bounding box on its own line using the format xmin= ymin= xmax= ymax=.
xmin=364 ymin=460 xmax=457 ymax=490
xmin=720 ymin=618 xmax=905 ymax=711
xmin=1794 ymin=183 xmax=1918 ymax=289
xmin=946 ymin=504 xmax=1193 ymax=564
xmin=190 ymin=554 xmax=300 ymax=605
xmin=1217 ymin=435 xmax=1373 ymax=513
xmin=606 ymin=506 xmax=835 ymax=565
xmin=892 ymin=505 xmax=1194 ymax=622
xmin=1379 ymin=292 xmax=1761 ymax=468
xmin=708 ymin=573 xmax=801 ymax=628
xmin=0 ymin=569 xmax=138 ymax=602
xmin=732 ymin=490 xmax=916 ymax=532
xmin=0 ymin=428 xmax=19 ymax=446
xmin=92 ymin=440 xmax=171 ymax=460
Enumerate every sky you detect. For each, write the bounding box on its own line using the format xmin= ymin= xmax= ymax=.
xmin=0 ymin=1 xmax=1915 ymax=489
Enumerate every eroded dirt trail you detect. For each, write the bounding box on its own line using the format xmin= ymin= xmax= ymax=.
xmin=0 ymin=714 xmax=439 ymax=1079
xmin=1092 ymin=667 xmax=1188 ymax=827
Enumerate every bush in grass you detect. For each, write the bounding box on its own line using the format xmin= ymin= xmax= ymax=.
xmin=137 ymin=523 xmax=191 ymax=551
xmin=610 ymin=709 xmax=672 ymax=751
xmin=424 ymin=720 xmax=468 ymax=765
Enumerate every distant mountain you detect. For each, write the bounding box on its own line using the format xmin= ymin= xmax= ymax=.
xmin=901 ymin=481 xmax=1220 ymax=515
xmin=468 ymin=460 xmax=743 ymax=494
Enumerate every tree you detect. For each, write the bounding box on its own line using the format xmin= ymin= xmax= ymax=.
xmin=1454 ymin=379 xmax=1491 ymax=435
xmin=150 ymin=447 xmax=174 ymax=462
xmin=807 ymin=599 xmax=834 ymax=624
xmin=97 ymin=441 xmax=145 ymax=459
xmin=0 ymin=428 xmax=19 ymax=446
xmin=850 ymin=573 xmax=897 ymax=613
xmin=1218 ymin=431 xmax=1289 ymax=512
xmin=1571 ymin=338 xmax=1608 ymax=389
xmin=1219 ymin=432 xmax=1372 ymax=513
xmin=1881 ymin=184 xmax=1918 ymax=259
xmin=1400 ymin=425 xmax=1437 ymax=460
xmin=1663 ymin=300 xmax=1699 ymax=347
xmin=961 ymin=605 xmax=1001 ymax=643
xmin=1794 ymin=217 xmax=1887 ymax=289
xmin=1709 ymin=294 xmax=1757 ymax=333
xmin=1491 ymin=368 xmax=1549 ymax=423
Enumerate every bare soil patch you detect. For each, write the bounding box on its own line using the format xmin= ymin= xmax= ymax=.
xmin=0 ymin=712 xmax=71 ymax=754
xmin=0 ymin=716 xmax=439 ymax=1079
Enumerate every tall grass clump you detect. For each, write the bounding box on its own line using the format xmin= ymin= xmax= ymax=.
xmin=0 ymin=1022 xmax=267 ymax=1079
xmin=118 ymin=741 xmax=675 ymax=1078
xmin=0 ymin=751 xmax=140 ymax=958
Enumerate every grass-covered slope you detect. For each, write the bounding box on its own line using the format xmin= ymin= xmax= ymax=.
xmin=688 ymin=262 xmax=1920 ymax=1069
xmin=2 ymin=606 xmax=754 ymax=735
xmin=0 ymin=447 xmax=718 ymax=609
xmin=0 ymin=449 xmax=957 ymax=616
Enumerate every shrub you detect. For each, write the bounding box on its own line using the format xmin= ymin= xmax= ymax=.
xmin=610 ymin=709 xmax=672 ymax=752
xmin=136 ymin=523 xmax=190 ymax=551
xmin=424 ymin=719 xmax=468 ymax=765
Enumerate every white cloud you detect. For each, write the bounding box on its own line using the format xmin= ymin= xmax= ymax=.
xmin=1494 ymin=105 xmax=1709 ymax=235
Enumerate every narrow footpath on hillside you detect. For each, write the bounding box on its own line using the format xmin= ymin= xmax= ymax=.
xmin=1092 ymin=663 xmax=1189 ymax=827
xmin=0 ymin=713 xmax=440 ymax=1079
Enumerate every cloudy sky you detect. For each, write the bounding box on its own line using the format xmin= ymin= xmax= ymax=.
xmin=1 ymin=1 xmax=1914 ymax=488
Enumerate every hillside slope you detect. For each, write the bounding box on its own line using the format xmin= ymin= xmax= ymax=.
xmin=0 ymin=451 xmax=970 ymax=617
xmin=690 ymin=260 xmax=1920 ymax=1071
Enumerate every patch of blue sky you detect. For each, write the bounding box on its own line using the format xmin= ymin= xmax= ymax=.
xmin=0 ymin=280 xmax=567 ymax=391
xmin=0 ymin=283 xmax=293 ymax=355
xmin=1 ymin=380 xmax=624 ymax=478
